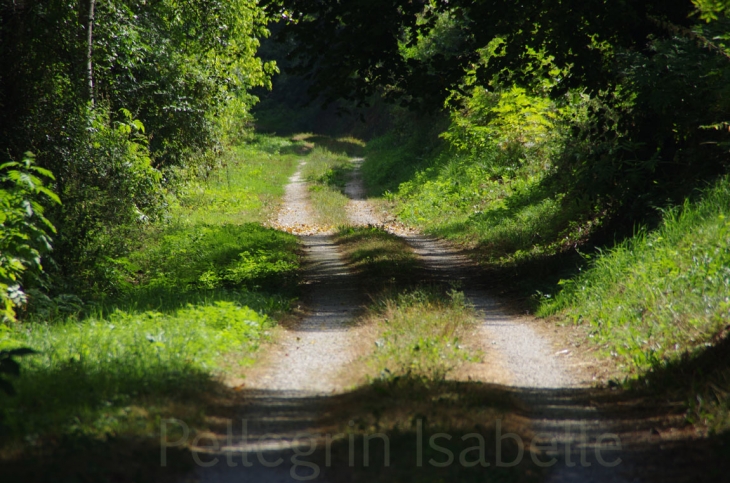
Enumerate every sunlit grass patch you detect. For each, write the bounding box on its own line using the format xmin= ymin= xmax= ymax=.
xmin=540 ymin=176 xmax=730 ymax=374
xmin=127 ymin=223 xmax=300 ymax=296
xmin=0 ymin=298 xmax=271 ymax=456
xmin=533 ymin=176 xmax=730 ymax=432
xmin=361 ymin=287 xmax=479 ymax=382
xmin=301 ymin=146 xmax=353 ymax=227
xmin=173 ymin=135 xmax=301 ymax=225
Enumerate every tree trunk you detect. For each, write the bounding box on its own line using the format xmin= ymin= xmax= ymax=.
xmin=86 ymin=0 xmax=95 ymax=106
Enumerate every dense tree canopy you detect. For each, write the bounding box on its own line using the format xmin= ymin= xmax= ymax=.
xmin=265 ymin=0 xmax=697 ymax=108
xmin=0 ymin=0 xmax=275 ymax=314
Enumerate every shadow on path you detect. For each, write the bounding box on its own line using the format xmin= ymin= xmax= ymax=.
xmin=171 ymin=373 xmax=729 ymax=483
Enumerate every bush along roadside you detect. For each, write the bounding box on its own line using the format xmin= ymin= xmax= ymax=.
xmin=0 ymin=153 xmax=60 ymax=323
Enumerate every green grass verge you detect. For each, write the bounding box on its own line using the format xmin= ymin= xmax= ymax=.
xmin=0 ymin=136 xmax=303 ymax=478
xmin=364 ymin=135 xmax=589 ymax=268
xmin=173 ymin=135 xmax=302 ymax=225
xmin=539 ymin=176 xmax=730 ymax=373
xmin=126 ymin=223 xmax=299 ymax=302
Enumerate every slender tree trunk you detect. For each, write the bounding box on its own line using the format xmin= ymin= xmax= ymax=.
xmin=86 ymin=0 xmax=95 ymax=106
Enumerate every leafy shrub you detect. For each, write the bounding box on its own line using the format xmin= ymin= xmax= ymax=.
xmin=442 ymin=85 xmax=560 ymax=175
xmin=0 ymin=154 xmax=60 ymax=322
xmin=52 ymin=107 xmax=163 ymax=298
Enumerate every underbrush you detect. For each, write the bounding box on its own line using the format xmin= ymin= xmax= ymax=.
xmin=0 ymin=136 xmax=302 ymax=477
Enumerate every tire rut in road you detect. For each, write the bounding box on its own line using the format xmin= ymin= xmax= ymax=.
xmin=187 ymin=161 xmax=362 ymax=483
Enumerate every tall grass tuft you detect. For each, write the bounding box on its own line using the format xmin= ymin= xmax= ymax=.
xmin=364 ymin=288 xmax=477 ymax=382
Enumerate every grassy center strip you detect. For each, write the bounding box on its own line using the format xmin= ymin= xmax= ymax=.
xmin=294 ymin=134 xmax=365 ymax=228
xmin=324 ymin=231 xmax=537 ymax=483
xmin=335 ymin=226 xmax=479 ymax=383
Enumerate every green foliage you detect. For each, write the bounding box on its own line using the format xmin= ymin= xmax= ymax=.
xmin=0 ymin=0 xmax=276 ymax=304
xmin=694 ymin=0 xmax=730 ymax=21
xmin=0 ymin=136 xmax=301 ymax=456
xmin=268 ymin=0 xmax=694 ymax=109
xmin=555 ymin=29 xmax=730 ymax=224
xmin=0 ymin=154 xmax=60 ymax=322
xmin=52 ymin=107 xmax=163 ymax=297
xmin=442 ymin=85 xmax=561 ymax=175
xmin=89 ymin=0 xmax=275 ymax=168
xmin=540 ymin=176 xmax=730 ymax=374
xmin=401 ymin=11 xmax=467 ymax=63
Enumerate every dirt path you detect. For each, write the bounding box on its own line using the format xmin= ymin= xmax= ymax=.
xmin=251 ymin=163 xmax=361 ymax=394
xmin=187 ymin=162 xmax=364 ymax=483
xmin=182 ymin=158 xmax=672 ymax=483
